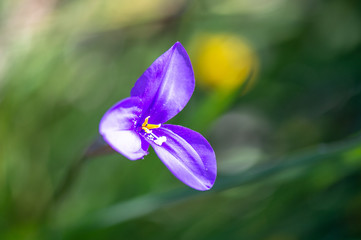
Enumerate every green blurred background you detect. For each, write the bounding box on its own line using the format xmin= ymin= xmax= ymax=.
xmin=1 ymin=0 xmax=361 ymax=239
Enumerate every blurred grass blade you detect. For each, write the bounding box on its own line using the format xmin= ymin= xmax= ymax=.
xmin=85 ymin=136 xmax=361 ymax=228
xmin=92 ymin=189 xmax=201 ymax=227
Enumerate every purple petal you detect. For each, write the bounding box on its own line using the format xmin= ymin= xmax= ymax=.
xmin=130 ymin=42 xmax=195 ymax=124
xmin=149 ymin=125 xmax=217 ymax=191
xmin=99 ymin=97 xmax=149 ymax=160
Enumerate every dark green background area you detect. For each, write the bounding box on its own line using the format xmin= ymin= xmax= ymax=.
xmin=1 ymin=0 xmax=361 ymax=239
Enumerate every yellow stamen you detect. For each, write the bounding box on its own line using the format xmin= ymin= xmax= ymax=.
xmin=141 ymin=116 xmax=161 ymax=133
xmin=141 ymin=116 xmax=167 ymax=146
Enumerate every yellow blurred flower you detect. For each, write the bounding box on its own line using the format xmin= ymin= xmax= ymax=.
xmin=190 ymin=33 xmax=259 ymax=93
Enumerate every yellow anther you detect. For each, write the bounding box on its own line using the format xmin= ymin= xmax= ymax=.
xmin=141 ymin=116 xmax=161 ymax=133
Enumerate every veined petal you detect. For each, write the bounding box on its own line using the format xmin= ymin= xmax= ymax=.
xmin=149 ymin=125 xmax=217 ymax=191
xmin=130 ymin=42 xmax=195 ymax=124
xmin=99 ymin=97 xmax=149 ymax=160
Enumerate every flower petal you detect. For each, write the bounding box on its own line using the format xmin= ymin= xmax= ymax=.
xmin=102 ymin=130 xmax=149 ymax=160
xmin=149 ymin=125 xmax=217 ymax=191
xmin=99 ymin=97 xmax=149 ymax=160
xmin=130 ymin=42 xmax=195 ymax=124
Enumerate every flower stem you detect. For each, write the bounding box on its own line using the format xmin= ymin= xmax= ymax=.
xmin=41 ymin=139 xmax=113 ymax=220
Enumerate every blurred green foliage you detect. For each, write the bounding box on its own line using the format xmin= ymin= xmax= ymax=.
xmin=1 ymin=0 xmax=361 ymax=239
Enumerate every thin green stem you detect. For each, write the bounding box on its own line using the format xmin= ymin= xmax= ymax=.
xmin=40 ymin=140 xmax=113 ymax=220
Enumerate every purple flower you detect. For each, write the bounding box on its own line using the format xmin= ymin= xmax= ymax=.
xmin=99 ymin=42 xmax=217 ymax=191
